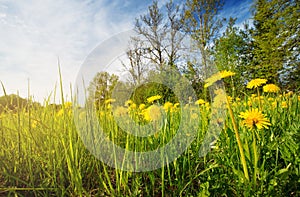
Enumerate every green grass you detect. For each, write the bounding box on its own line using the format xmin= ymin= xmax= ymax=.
xmin=0 ymin=84 xmax=299 ymax=196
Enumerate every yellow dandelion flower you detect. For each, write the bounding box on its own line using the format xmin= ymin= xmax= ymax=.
xmin=125 ymin=100 xmax=133 ymax=107
xmin=281 ymin=101 xmax=288 ymax=108
xmin=204 ymin=70 xmax=235 ymax=88
xmin=128 ymin=103 xmax=137 ymax=110
xmin=247 ymin=78 xmax=267 ymax=89
xmin=298 ymin=96 xmax=300 ymax=101
xmin=205 ymin=102 xmax=210 ymax=110
xmin=220 ymin=70 xmax=235 ymax=78
xmin=147 ymin=95 xmax=162 ymax=103
xmin=142 ymin=109 xmax=151 ymax=122
xmin=163 ymin=102 xmax=173 ymax=112
xmin=239 ymin=108 xmax=271 ymax=130
xmin=204 ymin=73 xmax=221 ymax=88
xmin=247 ymin=100 xmax=252 ymax=107
xmin=139 ymin=103 xmax=146 ymax=110
xmin=263 ymin=84 xmax=280 ymax=93
xmin=285 ymin=91 xmax=293 ymax=97
xmin=195 ymin=99 xmax=206 ymax=105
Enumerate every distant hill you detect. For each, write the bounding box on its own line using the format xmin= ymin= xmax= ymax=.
xmin=0 ymin=94 xmax=41 ymax=113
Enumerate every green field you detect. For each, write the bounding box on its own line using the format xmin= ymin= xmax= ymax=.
xmin=0 ymin=74 xmax=299 ymax=196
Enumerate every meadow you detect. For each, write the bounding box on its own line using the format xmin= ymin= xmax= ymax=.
xmin=0 ymin=73 xmax=299 ymax=196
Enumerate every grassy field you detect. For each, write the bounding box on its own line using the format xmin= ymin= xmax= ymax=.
xmin=0 ymin=75 xmax=299 ymax=196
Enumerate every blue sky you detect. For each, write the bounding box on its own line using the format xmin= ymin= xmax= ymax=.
xmin=0 ymin=0 xmax=253 ymax=102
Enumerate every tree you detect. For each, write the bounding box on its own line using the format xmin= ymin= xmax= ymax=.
xmin=120 ymin=0 xmax=188 ymax=102
xmin=213 ymin=17 xmax=251 ymax=96
xmin=123 ymin=37 xmax=149 ymax=86
xmin=183 ymin=0 xmax=225 ymax=79
xmin=88 ymin=72 xmax=118 ymax=108
xmin=134 ymin=0 xmax=185 ymax=72
xmin=251 ymin=0 xmax=299 ymax=87
xmin=279 ymin=0 xmax=300 ymax=90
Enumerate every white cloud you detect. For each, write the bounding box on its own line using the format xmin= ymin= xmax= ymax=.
xmin=0 ymin=0 xmax=148 ymax=103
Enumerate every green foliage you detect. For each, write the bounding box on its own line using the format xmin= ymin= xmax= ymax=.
xmin=213 ymin=17 xmax=251 ymax=96
xmin=88 ymin=71 xmax=118 ymax=108
xmin=251 ymin=0 xmax=300 ymax=87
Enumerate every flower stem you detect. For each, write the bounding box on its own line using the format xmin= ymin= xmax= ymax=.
xmin=252 ymin=129 xmax=258 ymax=187
xmin=226 ymin=96 xmax=249 ymax=181
xmin=257 ymin=87 xmax=262 ymax=111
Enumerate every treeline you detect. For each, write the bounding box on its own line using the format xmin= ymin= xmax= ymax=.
xmin=0 ymin=94 xmax=41 ymax=113
xmin=89 ymin=0 xmax=299 ymax=106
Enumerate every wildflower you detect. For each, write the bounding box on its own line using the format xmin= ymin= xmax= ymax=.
xmin=220 ymin=70 xmax=236 ymax=78
xmin=204 ymin=70 xmax=235 ymax=88
xmin=143 ymin=109 xmax=151 ymax=122
xmin=163 ymin=102 xmax=173 ymax=112
xmin=281 ymin=101 xmax=288 ymax=108
xmin=263 ymin=84 xmax=280 ymax=93
xmin=205 ymin=102 xmax=210 ymax=110
xmin=147 ymin=95 xmax=162 ymax=103
xmin=128 ymin=103 xmax=137 ymax=110
xmin=298 ymin=96 xmax=300 ymax=101
xmin=204 ymin=73 xmax=221 ymax=88
xmin=139 ymin=104 xmax=146 ymax=110
xmin=125 ymin=100 xmax=133 ymax=107
xmin=247 ymin=100 xmax=252 ymax=107
xmin=247 ymin=79 xmax=267 ymax=89
xmin=239 ymin=108 xmax=271 ymax=130
xmin=195 ymin=99 xmax=206 ymax=105
xmin=285 ymin=91 xmax=293 ymax=97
